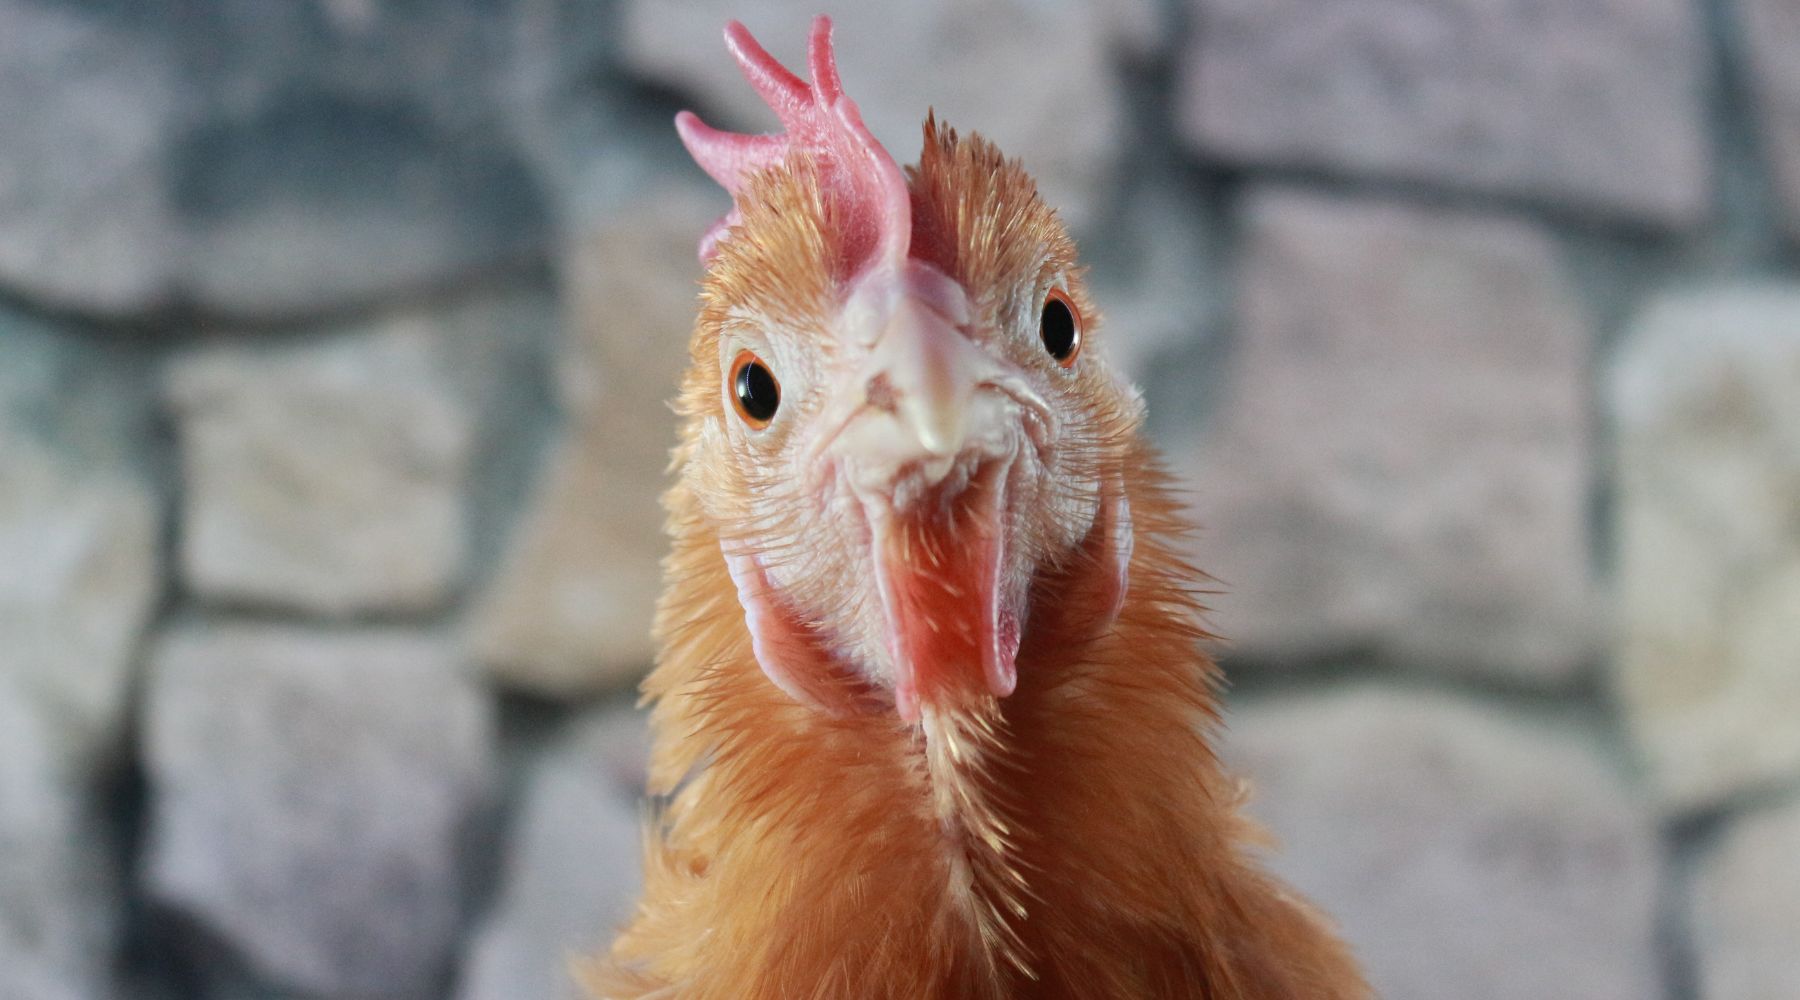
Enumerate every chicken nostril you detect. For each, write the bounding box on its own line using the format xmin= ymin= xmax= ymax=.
xmin=864 ymin=372 xmax=899 ymax=413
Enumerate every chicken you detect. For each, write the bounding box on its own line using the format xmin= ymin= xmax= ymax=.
xmin=588 ymin=16 xmax=1370 ymax=1000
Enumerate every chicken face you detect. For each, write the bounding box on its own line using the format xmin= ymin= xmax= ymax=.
xmin=676 ymin=18 xmax=1142 ymax=721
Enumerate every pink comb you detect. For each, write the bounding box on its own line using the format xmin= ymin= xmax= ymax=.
xmin=675 ymin=16 xmax=910 ymax=275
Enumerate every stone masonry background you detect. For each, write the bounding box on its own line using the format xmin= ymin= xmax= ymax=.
xmin=2 ymin=0 xmax=1798 ymax=998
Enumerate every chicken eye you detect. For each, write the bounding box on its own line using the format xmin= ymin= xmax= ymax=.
xmin=729 ymin=350 xmax=781 ymax=429
xmin=1040 ymin=289 xmax=1082 ymax=367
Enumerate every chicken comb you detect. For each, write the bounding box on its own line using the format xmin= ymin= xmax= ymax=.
xmin=675 ymin=16 xmax=910 ymax=274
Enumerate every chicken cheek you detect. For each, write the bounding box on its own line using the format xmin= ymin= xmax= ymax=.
xmin=722 ymin=547 xmax=877 ymax=716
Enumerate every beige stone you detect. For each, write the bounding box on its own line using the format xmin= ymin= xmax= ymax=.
xmin=554 ymin=187 xmax=712 ymax=435
xmin=166 ymin=316 xmax=474 ymax=616
xmin=470 ymin=188 xmax=710 ymax=698
xmin=1225 ymin=686 xmax=1662 ymax=1000
xmin=1177 ymin=0 xmax=1711 ymax=226
xmin=1178 ymin=187 xmax=1594 ymax=684
xmin=470 ymin=430 xmax=665 ymax=697
xmin=142 ymin=624 xmax=496 ymax=998
xmin=1609 ymin=286 xmax=1800 ymax=813
xmin=1692 ymin=796 xmax=1800 ymax=1000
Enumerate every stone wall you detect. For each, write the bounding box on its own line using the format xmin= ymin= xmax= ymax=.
xmin=2 ymin=1 xmax=1796 ymax=998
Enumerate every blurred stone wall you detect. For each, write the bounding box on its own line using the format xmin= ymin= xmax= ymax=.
xmin=2 ymin=1 xmax=1797 ymax=998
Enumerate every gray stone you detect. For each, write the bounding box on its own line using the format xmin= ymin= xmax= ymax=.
xmin=0 ymin=313 xmax=161 ymax=763
xmin=622 ymin=1 xmax=1122 ymax=230
xmin=456 ymin=703 xmax=647 ymax=1000
xmin=176 ymin=978 xmax=308 ymax=1000
xmin=0 ymin=309 xmax=158 ymax=470
xmin=0 ymin=679 xmax=119 ymax=1000
xmin=1177 ymin=0 xmax=1711 ymax=226
xmin=1177 ymin=188 xmax=1594 ymax=683
xmin=170 ymin=0 xmax=553 ymax=319
xmin=174 ymin=95 xmax=548 ymax=321
xmin=500 ymin=0 xmax=663 ymax=230
xmin=142 ymin=624 xmax=497 ymax=999
xmin=1224 ymin=686 xmax=1662 ymax=1000
xmin=1740 ymin=0 xmax=1800 ymax=241
xmin=0 ymin=430 xmax=160 ymax=767
xmin=0 ymin=312 xmax=153 ymax=996
xmin=173 ymin=1 xmax=514 ymax=133
xmin=1692 ymin=796 xmax=1800 ymax=1000
xmin=165 ymin=315 xmax=477 ymax=617
xmin=0 ymin=0 xmax=554 ymax=321
xmin=470 ymin=190 xmax=709 ymax=697
xmin=1096 ymin=0 xmax=1170 ymax=64
xmin=0 ymin=2 xmax=179 ymax=315
xmin=1609 ymin=287 xmax=1800 ymax=814
xmin=1085 ymin=173 xmax=1218 ymax=395
xmin=0 ymin=965 xmax=93 ymax=1000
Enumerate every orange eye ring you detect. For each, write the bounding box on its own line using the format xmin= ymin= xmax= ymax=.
xmin=729 ymin=349 xmax=781 ymax=429
xmin=1040 ymin=288 xmax=1082 ymax=367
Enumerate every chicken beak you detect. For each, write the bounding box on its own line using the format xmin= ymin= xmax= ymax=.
xmin=827 ymin=265 xmax=1024 ymax=721
xmin=871 ymin=295 xmax=979 ymax=456
xmin=843 ymin=264 xmax=993 ymax=466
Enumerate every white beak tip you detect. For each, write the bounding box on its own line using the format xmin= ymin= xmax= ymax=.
xmin=914 ymin=414 xmax=963 ymax=457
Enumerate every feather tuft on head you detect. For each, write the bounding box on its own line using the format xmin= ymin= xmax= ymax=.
xmin=675 ymin=16 xmax=910 ymax=276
